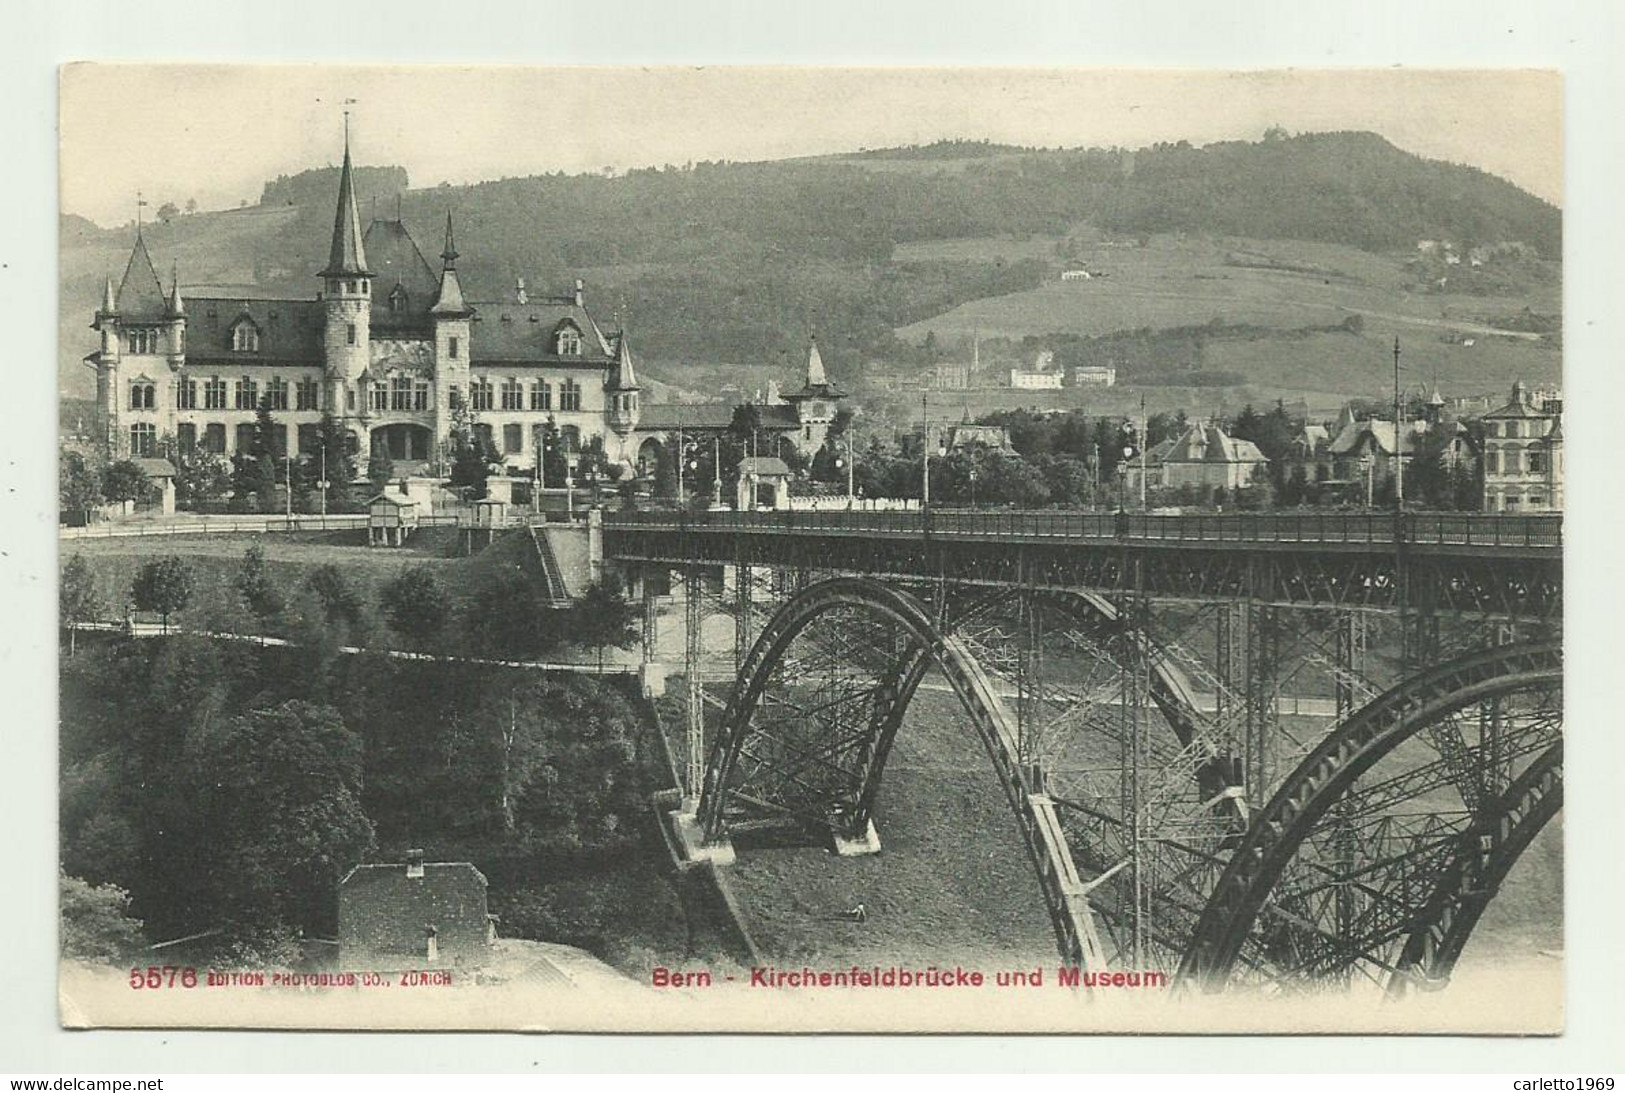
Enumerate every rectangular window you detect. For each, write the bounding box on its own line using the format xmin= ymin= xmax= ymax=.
xmin=448 ymin=384 xmax=461 ymax=410
xmin=503 ymin=423 xmax=523 ymax=453
xmin=267 ymin=377 xmax=289 ymax=411
xmin=471 ymin=378 xmax=494 ymax=412
xmin=203 ymin=423 xmax=226 ymax=454
xmin=559 ymin=378 xmax=582 ymax=412
xmin=414 ymin=381 xmax=429 ymax=411
xmin=176 ymin=423 xmax=197 ymax=452
xmin=204 ymin=377 xmax=227 ymax=410
xmin=347 ymin=323 xmax=357 ymax=346
xmin=271 ymin=424 xmax=288 ymax=458
xmin=391 ymin=374 xmax=413 ymax=411
xmin=474 ymin=422 xmax=495 ymax=454
xmin=448 ymin=336 xmax=459 ymax=359
xmin=501 ymin=378 xmax=523 ymax=410
xmin=530 ymin=381 xmax=551 ymax=411
xmin=297 ymin=423 xmax=321 ymax=456
xmin=176 ymin=379 xmax=197 ymax=410
xmin=296 ymin=379 xmax=320 ymax=411
xmin=235 ymin=377 xmax=258 ymax=410
xmin=371 ymin=382 xmax=388 ymax=412
xmin=129 ymin=423 xmax=156 ymax=457
xmin=235 ymin=423 xmax=257 ymax=453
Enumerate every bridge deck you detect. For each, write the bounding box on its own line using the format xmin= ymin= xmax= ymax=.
xmin=605 ymin=510 xmax=1560 ymax=554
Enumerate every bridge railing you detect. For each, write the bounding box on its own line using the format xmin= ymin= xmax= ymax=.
xmin=603 ymin=509 xmax=1562 ymax=548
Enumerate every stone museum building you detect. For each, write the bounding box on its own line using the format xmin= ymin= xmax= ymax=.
xmin=86 ymin=132 xmax=845 ymax=480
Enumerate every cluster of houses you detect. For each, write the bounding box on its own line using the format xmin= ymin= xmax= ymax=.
xmin=1120 ymin=380 xmax=1563 ymax=512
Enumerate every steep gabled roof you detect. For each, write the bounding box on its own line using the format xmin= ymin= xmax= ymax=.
xmin=183 ymin=297 xmax=326 ymax=364
xmin=115 ymin=233 xmax=168 ymax=320
xmin=363 ymin=219 xmax=439 ymax=328
xmin=465 ymin=297 xmax=612 ymax=364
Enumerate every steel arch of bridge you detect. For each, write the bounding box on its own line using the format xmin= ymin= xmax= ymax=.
xmin=1386 ymin=741 xmax=1562 ymax=997
xmin=1176 ymin=641 xmax=1563 ymax=991
xmin=696 ymin=575 xmax=1112 ymax=970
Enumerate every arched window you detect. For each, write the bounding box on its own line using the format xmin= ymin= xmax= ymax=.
xmin=232 ymin=321 xmax=260 ymax=353
xmin=389 ymin=285 xmax=409 ymax=314
xmin=556 ymin=325 xmax=582 ymax=356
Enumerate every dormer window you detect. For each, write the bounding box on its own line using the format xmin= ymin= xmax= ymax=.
xmin=232 ymin=320 xmax=260 ymax=353
xmin=555 ymin=324 xmax=582 ymax=356
xmin=389 ymin=285 xmax=409 ymax=314
xmin=126 ymin=328 xmax=157 ymax=354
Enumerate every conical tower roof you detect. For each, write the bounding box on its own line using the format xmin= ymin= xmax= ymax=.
xmin=320 ymin=132 xmax=371 ymax=278
xmin=115 ymin=232 xmax=167 ymax=320
xmin=430 ymin=210 xmax=470 ymax=316
xmin=607 ymin=331 xmax=640 ymax=391
xmin=99 ymin=275 xmax=117 ymax=315
xmin=805 ymin=335 xmax=828 ymax=388
xmin=165 ymin=265 xmax=185 ymax=318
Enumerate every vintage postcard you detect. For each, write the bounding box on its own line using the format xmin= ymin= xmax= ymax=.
xmin=56 ymin=64 xmax=1564 ymax=1033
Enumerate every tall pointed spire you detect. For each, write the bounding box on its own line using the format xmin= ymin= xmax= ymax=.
xmin=805 ymin=333 xmax=828 ymax=389
xmin=607 ymin=330 xmax=640 ymax=391
xmin=430 ymin=210 xmax=469 ymax=316
xmin=440 ymin=209 xmax=459 ymax=268
xmin=99 ymin=274 xmax=117 ymax=316
xmin=165 ymin=262 xmax=185 ymax=317
xmin=320 ymin=122 xmax=371 ymax=278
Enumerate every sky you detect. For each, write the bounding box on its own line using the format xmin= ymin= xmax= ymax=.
xmin=60 ymin=65 xmax=1563 ymax=226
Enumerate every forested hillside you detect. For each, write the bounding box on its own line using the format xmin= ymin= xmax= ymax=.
xmin=60 ymin=131 xmax=1559 ymax=396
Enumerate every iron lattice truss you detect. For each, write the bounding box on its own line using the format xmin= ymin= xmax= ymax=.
xmin=617 ymin=518 xmax=1563 ymax=994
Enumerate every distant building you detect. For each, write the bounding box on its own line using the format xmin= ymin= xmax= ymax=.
xmin=1069 ymin=365 xmax=1116 ymax=388
xmin=1481 ymin=380 xmax=1563 ymax=512
xmin=931 ymin=361 xmax=970 ymax=390
xmin=1008 ymin=350 xmax=1063 ymax=390
xmin=1060 ymin=269 xmax=1093 ymax=281
xmin=338 ymin=851 xmax=494 ymax=970
xmin=1127 ymin=422 xmax=1268 ymax=494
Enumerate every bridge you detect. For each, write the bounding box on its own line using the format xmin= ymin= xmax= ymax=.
xmin=601 ymin=509 xmax=1563 ymax=996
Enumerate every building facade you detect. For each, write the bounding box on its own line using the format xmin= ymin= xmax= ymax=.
xmin=1128 ymin=421 xmax=1268 ymax=495
xmin=338 ymin=852 xmax=493 ymax=970
xmin=88 ymin=132 xmax=647 ymax=477
xmin=1481 ymin=380 xmax=1563 ymax=512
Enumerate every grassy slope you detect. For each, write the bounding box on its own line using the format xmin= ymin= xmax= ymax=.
xmin=895 ymin=234 xmax=1560 ymax=401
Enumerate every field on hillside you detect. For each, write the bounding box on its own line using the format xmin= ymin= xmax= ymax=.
xmin=895 ymin=234 xmax=1561 ymax=399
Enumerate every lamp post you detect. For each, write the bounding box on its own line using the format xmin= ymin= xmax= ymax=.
xmin=1392 ymin=337 xmax=1404 ymax=511
xmin=921 ymin=389 xmax=931 ymax=510
xmin=710 ymin=436 xmax=726 ymax=511
xmin=317 ymin=445 xmax=329 ymax=519
xmin=845 ymin=431 xmax=855 ymax=498
xmin=284 ymin=450 xmax=293 ymax=526
xmin=566 ymin=450 xmax=578 ymax=520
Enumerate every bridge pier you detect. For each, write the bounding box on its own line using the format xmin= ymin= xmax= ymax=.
xmin=830 ymin=819 xmax=883 ymax=857
xmin=665 ymin=801 xmax=738 ymax=867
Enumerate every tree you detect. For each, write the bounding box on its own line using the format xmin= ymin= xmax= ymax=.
xmin=449 ymin=435 xmax=489 ymax=500
xmin=382 ymin=565 xmax=452 ymax=650
xmin=307 ymin=564 xmax=367 ymax=637
xmin=59 ymin=448 xmax=104 ymax=524
xmin=196 ymin=701 xmax=374 ymax=942
xmin=59 ymin=873 xmax=145 ymax=963
xmin=571 ymin=581 xmax=640 ymax=671
xmin=185 ymin=197 xmax=198 ymax=215
xmin=236 ymin=544 xmax=285 ymax=631
xmin=174 ymin=451 xmax=232 ymax=508
xmin=315 ymin=413 xmax=359 ymax=512
xmin=60 ymin=555 xmax=101 ymax=654
xmin=102 ymin=460 xmax=153 ymax=506
xmin=466 ymin=567 xmax=566 ymax=660
xmin=131 ymin=556 xmax=195 ymax=632
xmin=367 ymin=447 xmax=395 ymax=496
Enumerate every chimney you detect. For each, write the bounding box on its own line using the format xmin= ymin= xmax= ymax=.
xmin=574 ymin=278 xmax=585 ymax=307
xmin=515 ymin=278 xmax=528 ymax=305
xmin=406 ymin=848 xmax=425 ymax=879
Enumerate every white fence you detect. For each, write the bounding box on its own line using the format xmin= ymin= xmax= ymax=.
xmin=60 ymin=514 xmax=372 ymax=540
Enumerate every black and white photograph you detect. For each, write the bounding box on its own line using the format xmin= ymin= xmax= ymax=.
xmin=46 ymin=61 xmax=1576 ymax=1037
